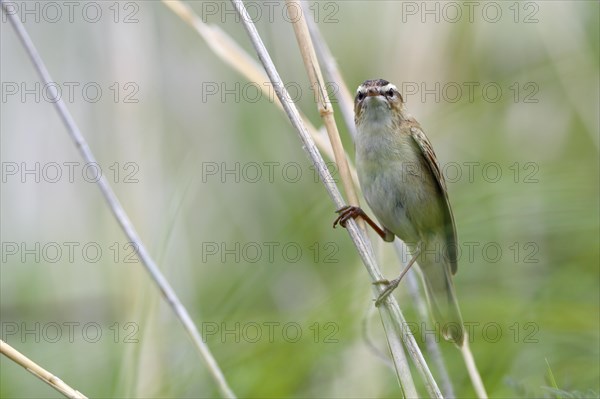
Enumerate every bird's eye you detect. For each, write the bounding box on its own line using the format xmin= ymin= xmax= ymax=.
xmin=386 ymin=89 xmax=395 ymax=97
xmin=357 ymin=92 xmax=366 ymax=101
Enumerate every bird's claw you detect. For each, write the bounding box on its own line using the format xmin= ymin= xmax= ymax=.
xmin=333 ymin=205 xmax=360 ymax=228
xmin=374 ymin=278 xmax=401 ymax=307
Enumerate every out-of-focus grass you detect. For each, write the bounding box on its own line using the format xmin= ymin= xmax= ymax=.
xmin=1 ymin=1 xmax=598 ymax=398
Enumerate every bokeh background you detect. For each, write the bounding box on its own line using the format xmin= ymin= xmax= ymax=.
xmin=1 ymin=1 xmax=598 ymax=398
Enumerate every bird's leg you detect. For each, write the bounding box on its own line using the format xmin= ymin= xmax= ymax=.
xmin=333 ymin=206 xmax=393 ymax=241
xmin=374 ymin=242 xmax=422 ymax=307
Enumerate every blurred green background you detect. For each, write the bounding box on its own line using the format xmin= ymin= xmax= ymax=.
xmin=1 ymin=1 xmax=598 ymax=398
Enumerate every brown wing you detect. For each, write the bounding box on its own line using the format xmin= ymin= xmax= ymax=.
xmin=409 ymin=126 xmax=459 ymax=275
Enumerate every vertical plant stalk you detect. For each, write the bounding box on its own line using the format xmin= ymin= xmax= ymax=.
xmin=302 ymin=5 xmax=356 ymax=140
xmin=460 ymin=340 xmax=488 ymax=398
xmin=284 ymin=0 xmax=360 ymax=215
xmin=1 ymin=340 xmax=88 ymax=399
xmin=399 ymin=245 xmax=456 ymax=399
xmin=1 ymin=3 xmax=236 ymax=398
xmin=229 ymin=1 xmax=442 ymax=397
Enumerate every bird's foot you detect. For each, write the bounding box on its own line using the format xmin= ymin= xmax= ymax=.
xmin=373 ymin=278 xmax=401 ymax=307
xmin=333 ymin=206 xmax=365 ymax=228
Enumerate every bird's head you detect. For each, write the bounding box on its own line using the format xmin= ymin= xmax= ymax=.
xmin=354 ymin=79 xmax=405 ymax=126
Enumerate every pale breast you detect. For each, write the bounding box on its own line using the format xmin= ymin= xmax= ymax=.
xmin=355 ymin=124 xmax=444 ymax=243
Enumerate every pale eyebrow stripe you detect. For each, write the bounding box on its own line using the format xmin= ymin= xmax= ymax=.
xmin=356 ymin=82 xmax=397 ymax=95
xmin=379 ymin=83 xmax=398 ymax=92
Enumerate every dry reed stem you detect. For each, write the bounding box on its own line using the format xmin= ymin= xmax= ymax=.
xmin=1 ymin=340 xmax=88 ymax=399
xmin=284 ymin=0 xmax=360 ymax=211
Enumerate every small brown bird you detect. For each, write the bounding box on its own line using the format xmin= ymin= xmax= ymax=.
xmin=334 ymin=79 xmax=464 ymax=345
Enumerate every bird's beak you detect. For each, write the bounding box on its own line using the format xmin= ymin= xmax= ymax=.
xmin=366 ymin=88 xmax=381 ymax=97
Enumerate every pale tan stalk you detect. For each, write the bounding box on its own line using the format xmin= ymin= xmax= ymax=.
xmin=1 ymin=340 xmax=88 ymax=399
xmin=461 ymin=338 xmax=489 ymax=398
xmin=284 ymin=0 xmax=360 ymax=212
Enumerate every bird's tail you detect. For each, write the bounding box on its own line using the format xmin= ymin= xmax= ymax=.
xmin=417 ymin=242 xmax=465 ymax=346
